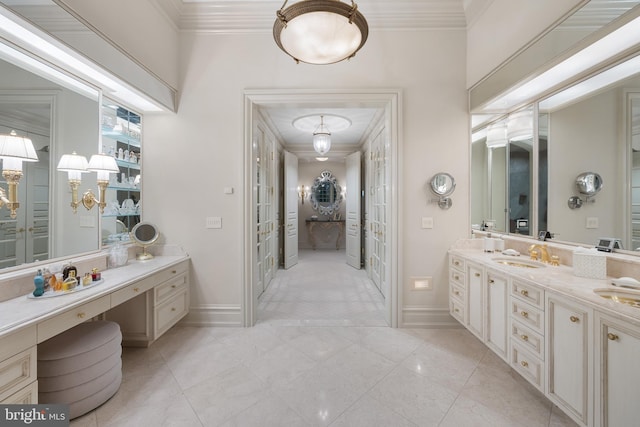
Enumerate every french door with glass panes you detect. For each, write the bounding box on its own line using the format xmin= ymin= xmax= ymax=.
xmin=255 ymin=122 xmax=276 ymax=298
xmin=369 ymin=126 xmax=389 ymax=297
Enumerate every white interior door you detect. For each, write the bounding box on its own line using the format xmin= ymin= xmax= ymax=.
xmin=284 ymin=150 xmax=298 ymax=269
xmin=346 ymin=151 xmax=361 ymax=269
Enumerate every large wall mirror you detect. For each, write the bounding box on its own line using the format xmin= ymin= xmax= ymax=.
xmin=0 ymin=32 xmax=101 ymax=270
xmin=310 ymin=170 xmax=343 ymax=216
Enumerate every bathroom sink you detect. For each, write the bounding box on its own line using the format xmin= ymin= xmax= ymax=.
xmin=593 ymin=288 xmax=640 ymax=308
xmin=492 ymin=257 xmax=546 ymax=269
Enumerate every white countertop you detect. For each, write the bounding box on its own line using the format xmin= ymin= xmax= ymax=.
xmin=449 ymin=248 xmax=640 ymax=326
xmin=0 ymin=254 xmax=189 ymax=337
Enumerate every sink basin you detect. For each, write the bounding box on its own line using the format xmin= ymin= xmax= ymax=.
xmin=594 ymin=288 xmax=640 ymax=308
xmin=492 ymin=257 xmax=546 ymax=269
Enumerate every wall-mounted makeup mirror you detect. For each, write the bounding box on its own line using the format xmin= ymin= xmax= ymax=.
xmin=429 ymin=172 xmax=455 ymax=209
xmin=130 ymin=222 xmax=158 ymax=261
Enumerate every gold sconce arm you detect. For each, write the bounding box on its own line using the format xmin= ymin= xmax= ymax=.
xmin=68 ymin=179 xmax=81 ymax=213
xmin=81 ymin=180 xmax=109 ymax=214
xmin=2 ymin=169 xmax=23 ymax=219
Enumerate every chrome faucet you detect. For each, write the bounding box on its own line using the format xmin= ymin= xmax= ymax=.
xmin=528 ymin=244 xmax=551 ymax=263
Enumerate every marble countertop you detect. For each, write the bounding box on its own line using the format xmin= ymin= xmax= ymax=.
xmin=0 ymin=254 xmax=189 ymax=337
xmin=449 ymin=247 xmax=640 ymax=326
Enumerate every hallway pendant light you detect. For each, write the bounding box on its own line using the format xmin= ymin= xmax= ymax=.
xmin=273 ymin=0 xmax=369 ymax=65
xmin=313 ymin=115 xmax=331 ymax=155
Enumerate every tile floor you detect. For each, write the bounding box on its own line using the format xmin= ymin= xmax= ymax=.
xmin=71 ymin=249 xmax=578 ymax=427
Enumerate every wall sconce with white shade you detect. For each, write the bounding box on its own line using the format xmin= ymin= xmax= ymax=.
xmin=273 ymin=0 xmax=369 ymax=65
xmin=57 ymin=152 xmax=119 ymax=214
xmin=0 ymin=130 xmax=39 ymax=219
xmin=297 ymin=184 xmax=310 ymax=204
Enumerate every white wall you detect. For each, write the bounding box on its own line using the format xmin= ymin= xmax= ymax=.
xmin=141 ymin=28 xmax=468 ymax=326
xmin=466 ymin=0 xmax=583 ymax=87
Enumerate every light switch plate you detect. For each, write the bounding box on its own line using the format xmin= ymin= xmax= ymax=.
xmin=422 ymin=217 xmax=434 ymax=229
xmin=586 ymin=217 xmax=599 ymax=229
xmin=206 ymin=217 xmax=222 ymax=229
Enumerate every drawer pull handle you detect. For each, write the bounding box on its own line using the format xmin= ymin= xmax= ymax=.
xmin=171 ymin=307 xmax=176 ymax=312
xmin=454 ymin=308 xmax=460 ymax=313
xmin=77 ymin=312 xmax=86 ymax=319
xmin=521 ymin=335 xmax=529 ymax=341
xmin=520 ymin=360 xmax=529 ymax=368
xmin=454 ymin=275 xmax=459 ymax=280
xmin=607 ymin=333 xmax=619 ymax=341
xmin=475 ymin=273 xmax=481 ymax=277
xmin=520 ymin=311 xmax=529 ymax=318
xmin=172 ymin=270 xmax=177 ymax=274
xmin=488 ymin=279 xmax=495 ymax=284
xmin=520 ymin=290 xmax=529 ymax=297
xmin=134 ymin=287 xmax=140 ymax=292
xmin=570 ymin=316 xmax=579 ymax=323
xmin=454 ymin=291 xmax=460 ymax=296
xmin=454 ymin=261 xmax=460 ymax=266
xmin=172 ymin=285 xmax=177 ymax=289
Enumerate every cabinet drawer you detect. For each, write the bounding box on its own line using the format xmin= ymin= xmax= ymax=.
xmin=0 ymin=347 xmax=36 ymax=402
xmin=511 ymin=343 xmax=544 ymax=391
xmin=450 ymin=298 xmax=465 ymax=323
xmin=2 ymin=381 xmax=37 ymax=404
xmin=155 ymin=290 xmax=188 ymax=337
xmin=154 ymin=272 xmax=188 ymax=306
xmin=511 ymin=280 xmax=544 ymax=309
xmin=37 ymin=296 xmax=110 ymax=343
xmin=450 ymin=281 xmax=465 ymax=303
xmin=0 ymin=326 xmax=36 ymax=363
xmin=450 ymin=268 xmax=465 ymax=286
xmin=511 ymin=319 xmax=544 ymax=359
xmin=449 ymin=255 xmax=465 ymax=271
xmin=111 ymin=262 xmax=189 ymax=307
xmin=511 ymin=299 xmax=544 ymax=335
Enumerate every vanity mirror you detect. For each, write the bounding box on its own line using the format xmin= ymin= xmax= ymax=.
xmin=429 ymin=172 xmax=455 ymax=209
xmin=310 ymin=170 xmax=343 ymax=216
xmin=130 ymin=222 xmax=158 ymax=261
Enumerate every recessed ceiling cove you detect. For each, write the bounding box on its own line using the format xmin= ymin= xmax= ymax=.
xmin=292 ymin=114 xmax=352 ymax=133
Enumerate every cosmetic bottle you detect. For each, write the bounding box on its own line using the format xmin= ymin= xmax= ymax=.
xmin=83 ymin=273 xmax=92 ymax=286
xmin=33 ymin=269 xmax=45 ymax=297
xmin=91 ymin=268 xmax=101 ymax=281
xmin=62 ymin=263 xmax=77 ymax=281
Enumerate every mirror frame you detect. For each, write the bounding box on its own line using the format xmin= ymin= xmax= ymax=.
xmin=130 ymin=222 xmax=158 ymax=261
xmin=430 ymin=172 xmax=456 ymax=197
xmin=310 ymin=170 xmax=343 ymax=216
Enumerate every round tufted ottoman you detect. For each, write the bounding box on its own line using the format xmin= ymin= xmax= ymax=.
xmin=38 ymin=321 xmax=122 ymax=419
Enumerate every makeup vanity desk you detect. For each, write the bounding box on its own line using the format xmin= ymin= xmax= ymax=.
xmin=0 ymin=249 xmax=190 ymax=404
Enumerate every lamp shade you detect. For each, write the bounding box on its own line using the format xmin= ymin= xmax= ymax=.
xmin=486 ymin=121 xmax=508 ymax=148
xmin=87 ymin=153 xmax=119 ymax=181
xmin=57 ymin=152 xmax=89 ymax=181
xmin=0 ymin=130 xmax=38 ymax=171
xmin=507 ymin=109 xmax=534 ymax=141
xmin=273 ymin=0 xmax=368 ymax=65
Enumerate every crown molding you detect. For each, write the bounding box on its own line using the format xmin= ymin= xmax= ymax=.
xmin=155 ymin=0 xmax=467 ymax=33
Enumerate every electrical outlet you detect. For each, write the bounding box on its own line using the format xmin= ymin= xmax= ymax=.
xmin=586 ymin=217 xmax=599 ymax=229
xmin=421 ymin=217 xmax=434 ymax=229
xmin=206 ymin=217 xmax=222 ymax=229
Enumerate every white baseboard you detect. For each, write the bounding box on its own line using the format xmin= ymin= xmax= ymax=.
xmin=181 ymin=304 xmax=243 ymax=327
xmin=401 ymin=306 xmax=462 ymax=328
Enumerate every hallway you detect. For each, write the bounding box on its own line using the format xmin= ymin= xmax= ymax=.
xmin=257 ymin=249 xmax=386 ymax=326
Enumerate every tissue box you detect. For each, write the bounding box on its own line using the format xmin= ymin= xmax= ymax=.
xmin=573 ymin=251 xmax=607 ymax=279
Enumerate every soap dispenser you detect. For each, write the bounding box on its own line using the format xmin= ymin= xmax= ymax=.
xmin=33 ymin=269 xmax=45 ymax=297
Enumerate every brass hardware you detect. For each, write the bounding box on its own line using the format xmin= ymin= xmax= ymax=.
xmin=134 ymin=287 xmax=139 ymax=292
xmin=77 ymin=312 xmax=85 ymax=319
xmin=528 ymin=243 xmax=551 ymax=263
xmin=521 ymin=311 xmax=529 ymax=318
xmin=607 ymin=333 xmax=619 ymax=341
xmin=520 ymin=290 xmax=529 ymax=297
xmin=521 ymin=335 xmax=529 ymax=341
xmin=28 ymin=227 xmax=33 ymax=232
xmin=454 ymin=308 xmax=460 ymax=313
xmin=454 ymin=275 xmax=459 ymax=280
xmin=570 ymin=316 xmax=579 ymax=323
xmin=475 ymin=273 xmax=481 ymax=277
xmin=454 ymin=291 xmax=460 ymax=296
xmin=488 ymin=279 xmax=495 ymax=284
xmin=521 ymin=360 xmax=529 ymax=368
xmin=17 ymin=227 xmax=24 ymax=233
xmin=172 ymin=270 xmax=177 ymax=274
xmin=171 ymin=285 xmax=177 ymax=289
xmin=550 ymin=255 xmax=560 ymax=266
xmin=171 ymin=307 xmax=176 ymax=311
xmin=454 ymin=261 xmax=460 ymax=266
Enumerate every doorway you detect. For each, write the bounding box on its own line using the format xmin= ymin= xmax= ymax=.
xmin=243 ymin=89 xmax=401 ymax=327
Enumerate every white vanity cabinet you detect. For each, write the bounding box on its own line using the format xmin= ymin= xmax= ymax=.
xmin=448 ymin=255 xmax=466 ymax=324
xmin=0 ymin=326 xmax=37 ymax=404
xmin=594 ymin=312 xmax=640 ymax=427
xmin=485 ymin=269 xmax=508 ymax=360
xmin=546 ymin=294 xmax=592 ymax=427
xmin=467 ymin=262 xmax=484 ymax=339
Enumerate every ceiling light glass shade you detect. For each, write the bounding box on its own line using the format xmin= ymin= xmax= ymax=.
xmin=87 ymin=153 xmax=119 ymax=181
xmin=313 ymin=131 xmax=331 ymax=155
xmin=485 ymin=121 xmax=508 ymax=148
xmin=507 ymin=110 xmax=534 ymax=141
xmin=316 ymin=156 xmax=329 ymax=162
xmin=274 ymin=0 xmax=368 ymax=65
xmin=0 ymin=130 xmax=38 ymax=171
xmin=57 ymin=152 xmax=89 ymax=181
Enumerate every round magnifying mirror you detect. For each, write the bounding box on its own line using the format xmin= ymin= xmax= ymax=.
xmin=430 ymin=173 xmax=456 ymax=197
xmin=575 ymin=172 xmax=603 ymax=196
xmin=130 ymin=222 xmax=159 ymax=261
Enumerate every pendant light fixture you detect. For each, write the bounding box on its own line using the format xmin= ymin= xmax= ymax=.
xmin=273 ymin=0 xmax=369 ymax=65
xmin=313 ymin=115 xmax=331 ymax=155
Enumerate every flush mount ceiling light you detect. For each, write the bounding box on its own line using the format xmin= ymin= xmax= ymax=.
xmin=273 ymin=0 xmax=369 ymax=65
xmin=316 ymin=157 xmax=329 ymax=162
xmin=313 ymin=115 xmax=331 ymax=155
